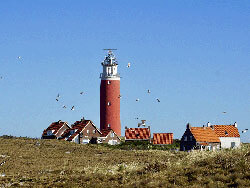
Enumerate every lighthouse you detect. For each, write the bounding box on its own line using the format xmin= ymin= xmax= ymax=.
xmin=100 ymin=50 xmax=121 ymax=136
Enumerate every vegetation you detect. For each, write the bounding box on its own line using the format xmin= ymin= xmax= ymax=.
xmin=0 ymin=137 xmax=249 ymax=187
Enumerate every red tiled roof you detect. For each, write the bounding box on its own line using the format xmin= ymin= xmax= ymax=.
xmin=213 ymin=125 xmax=240 ymax=137
xmin=67 ymin=120 xmax=90 ymax=141
xmin=42 ymin=121 xmax=68 ymax=136
xmin=190 ymin=127 xmax=220 ymax=143
xmin=101 ymin=128 xmax=112 ymax=137
xmin=153 ymin=133 xmax=173 ymax=145
xmin=125 ymin=128 xmax=150 ymax=140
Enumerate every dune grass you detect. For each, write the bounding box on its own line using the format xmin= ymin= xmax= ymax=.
xmin=0 ymin=137 xmax=249 ymax=187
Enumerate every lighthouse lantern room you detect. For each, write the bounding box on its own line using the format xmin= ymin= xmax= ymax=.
xmin=100 ymin=50 xmax=121 ymax=136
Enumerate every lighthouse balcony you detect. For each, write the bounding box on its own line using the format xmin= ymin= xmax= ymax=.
xmin=100 ymin=73 xmax=120 ymax=78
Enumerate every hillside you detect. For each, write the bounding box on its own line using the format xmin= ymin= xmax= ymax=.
xmin=0 ymin=137 xmax=249 ymax=187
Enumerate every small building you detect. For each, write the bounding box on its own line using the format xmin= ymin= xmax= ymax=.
xmin=97 ymin=128 xmax=121 ymax=145
xmin=42 ymin=120 xmax=70 ymax=139
xmin=180 ymin=123 xmax=220 ymax=151
xmin=209 ymin=122 xmax=240 ymax=149
xmin=153 ymin=133 xmax=173 ymax=145
xmin=60 ymin=119 xmax=102 ymax=144
xmin=125 ymin=124 xmax=151 ymax=142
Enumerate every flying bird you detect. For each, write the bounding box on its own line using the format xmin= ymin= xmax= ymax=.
xmin=127 ymin=63 xmax=131 ymax=68
xmin=147 ymin=89 xmax=151 ymax=93
xmin=56 ymin=98 xmax=59 ymax=101
xmin=80 ymin=92 xmax=84 ymax=95
xmin=222 ymin=112 xmax=227 ymax=114
xmin=62 ymin=105 xmax=66 ymax=109
xmin=156 ymin=98 xmax=160 ymax=102
xmin=71 ymin=106 xmax=75 ymax=111
xmin=136 ymin=98 xmax=139 ymax=102
xmin=242 ymin=129 xmax=248 ymax=133
xmin=17 ymin=56 xmax=21 ymax=59
xmin=57 ymin=93 xmax=60 ymax=98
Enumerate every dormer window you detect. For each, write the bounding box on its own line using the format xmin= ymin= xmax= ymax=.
xmin=107 ymin=102 xmax=111 ymax=106
xmin=225 ymin=131 xmax=228 ymax=136
xmin=47 ymin=130 xmax=54 ymax=136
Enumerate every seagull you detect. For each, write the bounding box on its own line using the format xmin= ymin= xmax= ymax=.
xmin=135 ymin=117 xmax=139 ymax=120
xmin=147 ymin=89 xmax=151 ymax=93
xmin=222 ymin=112 xmax=227 ymax=114
xmin=127 ymin=63 xmax=131 ymax=68
xmin=71 ymin=106 xmax=75 ymax=111
xmin=17 ymin=56 xmax=21 ymax=59
xmin=80 ymin=92 xmax=84 ymax=95
xmin=136 ymin=98 xmax=139 ymax=102
xmin=62 ymin=105 xmax=66 ymax=109
xmin=156 ymin=98 xmax=160 ymax=102
xmin=57 ymin=93 xmax=60 ymax=98
xmin=56 ymin=98 xmax=59 ymax=102
xmin=242 ymin=129 xmax=248 ymax=133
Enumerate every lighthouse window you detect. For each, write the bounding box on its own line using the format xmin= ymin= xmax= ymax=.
xmin=107 ymin=102 xmax=111 ymax=106
xmin=108 ymin=124 xmax=110 ymax=128
xmin=108 ymin=81 xmax=111 ymax=85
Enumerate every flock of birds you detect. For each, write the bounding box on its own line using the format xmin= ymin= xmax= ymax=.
xmin=55 ymin=92 xmax=85 ymax=111
xmin=0 ymin=56 xmax=249 ymax=135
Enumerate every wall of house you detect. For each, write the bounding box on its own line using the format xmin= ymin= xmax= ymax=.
xmin=100 ymin=131 xmax=120 ymax=145
xmin=220 ymin=137 xmax=240 ymax=148
xmin=180 ymin=129 xmax=196 ymax=151
xmin=80 ymin=123 xmax=102 ymax=144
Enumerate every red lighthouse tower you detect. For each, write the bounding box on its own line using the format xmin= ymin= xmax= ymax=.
xmin=100 ymin=50 xmax=121 ymax=136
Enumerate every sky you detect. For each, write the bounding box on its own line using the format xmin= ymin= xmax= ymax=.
xmin=0 ymin=1 xmax=249 ymax=142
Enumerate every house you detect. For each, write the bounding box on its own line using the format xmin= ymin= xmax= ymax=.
xmin=60 ymin=119 xmax=102 ymax=144
xmin=42 ymin=120 xmax=70 ymax=139
xmin=153 ymin=133 xmax=173 ymax=145
xmin=180 ymin=123 xmax=220 ymax=151
xmin=208 ymin=122 xmax=240 ymax=149
xmin=125 ymin=121 xmax=151 ymax=142
xmin=97 ymin=128 xmax=121 ymax=145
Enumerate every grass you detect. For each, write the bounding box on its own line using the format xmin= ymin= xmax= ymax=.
xmin=0 ymin=136 xmax=249 ymax=187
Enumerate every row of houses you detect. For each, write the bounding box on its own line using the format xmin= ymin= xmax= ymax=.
xmin=42 ymin=119 xmax=174 ymax=145
xmin=42 ymin=118 xmax=241 ymax=150
xmin=42 ymin=118 xmax=121 ymax=145
xmin=180 ymin=122 xmax=240 ymax=151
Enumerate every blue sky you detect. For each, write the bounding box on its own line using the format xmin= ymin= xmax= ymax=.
xmin=0 ymin=1 xmax=249 ymax=142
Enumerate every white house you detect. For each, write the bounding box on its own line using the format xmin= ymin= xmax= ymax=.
xmin=208 ymin=122 xmax=240 ymax=149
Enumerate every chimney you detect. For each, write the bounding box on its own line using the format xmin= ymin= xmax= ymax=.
xmin=234 ymin=122 xmax=237 ymax=127
xmin=81 ymin=117 xmax=85 ymax=121
xmin=207 ymin=122 xmax=211 ymax=127
xmin=125 ymin=126 xmax=128 ymax=129
xmin=186 ymin=123 xmax=191 ymax=129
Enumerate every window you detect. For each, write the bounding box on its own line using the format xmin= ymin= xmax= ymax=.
xmin=93 ymin=130 xmax=96 ymax=133
xmin=111 ymin=133 xmax=114 ymax=138
xmin=108 ymin=81 xmax=111 ymax=85
xmin=231 ymin=142 xmax=236 ymax=148
xmin=107 ymin=102 xmax=111 ymax=106
xmin=87 ymin=130 xmax=89 ymax=134
xmin=184 ymin=136 xmax=187 ymax=141
xmin=190 ymin=136 xmax=192 ymax=141
xmin=47 ymin=130 xmax=53 ymax=136
xmin=108 ymin=124 xmax=110 ymax=128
